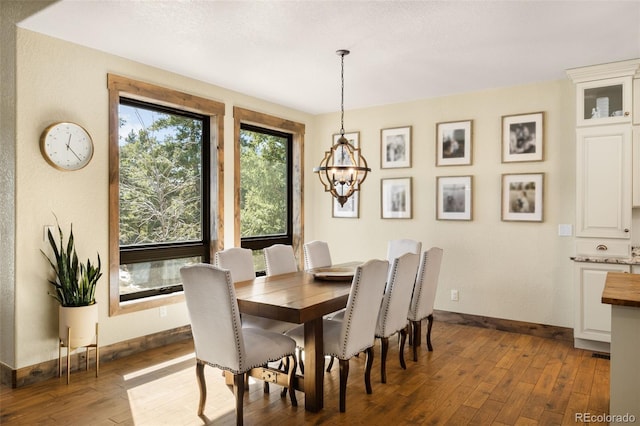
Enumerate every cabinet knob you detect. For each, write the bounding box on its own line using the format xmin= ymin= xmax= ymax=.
xmin=624 ymin=228 xmax=630 ymax=233
xmin=624 ymin=111 xmax=630 ymax=117
xmin=596 ymin=244 xmax=608 ymax=251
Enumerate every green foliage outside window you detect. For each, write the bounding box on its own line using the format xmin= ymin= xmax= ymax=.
xmin=119 ymin=105 xmax=203 ymax=246
xmin=240 ymin=129 xmax=288 ymax=238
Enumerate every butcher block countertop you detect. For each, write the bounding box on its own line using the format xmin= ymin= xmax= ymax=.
xmin=602 ymin=272 xmax=640 ymax=307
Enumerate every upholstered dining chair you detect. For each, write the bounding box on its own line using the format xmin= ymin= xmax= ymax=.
xmin=408 ymin=247 xmax=444 ymax=361
xmin=374 ymin=252 xmax=420 ymax=383
xmin=303 ymin=240 xmax=332 ymax=270
xmin=215 ymin=247 xmax=293 ymax=334
xmin=285 ymin=259 xmax=389 ymax=412
xmin=386 ymin=238 xmax=422 ymax=261
xmin=180 ymin=264 xmax=297 ymax=426
xmin=214 ymin=247 xmax=256 ymax=283
xmin=264 ymin=244 xmax=298 ymax=276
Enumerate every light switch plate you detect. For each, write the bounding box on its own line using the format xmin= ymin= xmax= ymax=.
xmin=558 ymin=224 xmax=573 ymax=236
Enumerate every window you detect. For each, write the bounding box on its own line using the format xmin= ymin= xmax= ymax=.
xmin=239 ymin=124 xmax=292 ymax=271
xmin=233 ymin=107 xmax=305 ymax=272
xmin=118 ymin=98 xmax=209 ymax=301
xmin=108 ymin=74 xmax=224 ymax=315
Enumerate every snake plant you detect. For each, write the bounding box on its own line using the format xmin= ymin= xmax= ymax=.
xmin=41 ymin=221 xmax=102 ymax=307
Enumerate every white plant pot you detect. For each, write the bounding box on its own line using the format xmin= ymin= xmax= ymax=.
xmin=59 ymin=304 xmax=98 ymax=349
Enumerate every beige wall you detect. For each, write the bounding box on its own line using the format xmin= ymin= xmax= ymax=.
xmin=11 ymin=29 xmax=313 ymax=368
xmin=7 ymin=21 xmax=632 ymax=371
xmin=307 ymin=81 xmax=578 ymax=328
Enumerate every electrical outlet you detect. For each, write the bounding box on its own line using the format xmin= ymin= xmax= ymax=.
xmin=159 ymin=306 xmax=167 ymax=318
xmin=451 ymin=289 xmax=459 ymax=301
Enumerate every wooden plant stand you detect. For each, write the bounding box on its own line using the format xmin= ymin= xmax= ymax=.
xmin=58 ymin=323 xmax=99 ymax=384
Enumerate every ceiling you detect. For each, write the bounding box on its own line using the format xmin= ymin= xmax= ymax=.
xmin=18 ymin=1 xmax=640 ymax=115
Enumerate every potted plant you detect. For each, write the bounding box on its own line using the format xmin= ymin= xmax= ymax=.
xmin=41 ymin=221 xmax=102 ymax=349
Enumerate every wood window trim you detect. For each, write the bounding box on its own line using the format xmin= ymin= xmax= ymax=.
xmin=233 ymin=106 xmax=305 ymax=269
xmin=107 ymin=74 xmax=225 ymax=316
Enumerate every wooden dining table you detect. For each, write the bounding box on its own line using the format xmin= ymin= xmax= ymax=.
xmin=234 ymin=263 xmax=359 ymax=412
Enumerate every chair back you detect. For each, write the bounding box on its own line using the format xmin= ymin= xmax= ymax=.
xmin=180 ymin=264 xmax=245 ymax=373
xmin=337 ymin=259 xmax=389 ymax=359
xmin=386 ymin=239 xmax=422 ymax=261
xmin=264 ymin=244 xmax=298 ymax=276
xmin=408 ymin=247 xmax=444 ymax=321
xmin=215 ymin=247 xmax=255 ymax=283
xmin=376 ymin=252 xmax=420 ymax=338
xmin=303 ymin=240 xmax=332 ymax=270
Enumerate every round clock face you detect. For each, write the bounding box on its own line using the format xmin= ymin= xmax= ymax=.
xmin=40 ymin=122 xmax=94 ymax=171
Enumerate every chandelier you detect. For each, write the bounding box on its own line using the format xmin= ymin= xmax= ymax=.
xmin=314 ymin=49 xmax=371 ymax=207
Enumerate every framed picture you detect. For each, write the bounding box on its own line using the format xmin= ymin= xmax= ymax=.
xmin=436 ymin=120 xmax=472 ymax=166
xmin=501 ymin=173 xmax=544 ymax=222
xmin=381 ymin=126 xmax=411 ymax=168
xmin=437 ymin=176 xmax=472 ymax=221
xmin=381 ymin=177 xmax=412 ymax=219
xmin=332 ymin=131 xmax=360 ymax=165
xmin=502 ymin=112 xmax=544 ymax=162
xmin=332 ymin=192 xmax=359 ymax=218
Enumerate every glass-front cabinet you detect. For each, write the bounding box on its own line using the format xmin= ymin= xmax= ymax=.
xmin=575 ymin=76 xmax=633 ymax=127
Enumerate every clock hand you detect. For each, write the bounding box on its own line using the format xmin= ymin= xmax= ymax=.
xmin=65 ymin=135 xmax=83 ymax=162
xmin=67 ymin=145 xmax=83 ymax=162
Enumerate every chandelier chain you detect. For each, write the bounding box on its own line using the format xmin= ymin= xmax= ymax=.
xmin=340 ymin=52 xmax=345 ymax=136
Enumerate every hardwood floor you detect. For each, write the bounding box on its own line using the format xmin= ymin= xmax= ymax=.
xmin=0 ymin=321 xmax=609 ymax=425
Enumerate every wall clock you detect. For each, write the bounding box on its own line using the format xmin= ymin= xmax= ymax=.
xmin=40 ymin=122 xmax=94 ymax=171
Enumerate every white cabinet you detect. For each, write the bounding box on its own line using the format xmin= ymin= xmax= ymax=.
xmin=575 ymin=76 xmax=633 ymax=127
xmin=575 ymin=124 xmax=632 ymax=239
xmin=568 ymin=59 xmax=640 ymax=351
xmin=574 ymin=262 xmax=630 ymax=345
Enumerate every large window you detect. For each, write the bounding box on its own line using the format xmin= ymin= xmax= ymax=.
xmin=239 ymin=124 xmax=292 ymax=271
xmin=233 ymin=107 xmax=305 ymax=273
xmin=108 ymin=74 xmax=224 ymax=315
xmin=118 ymin=98 xmax=209 ymax=301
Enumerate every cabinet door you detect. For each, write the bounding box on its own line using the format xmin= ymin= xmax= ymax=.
xmin=576 ymin=76 xmax=632 ymax=127
xmin=575 ymin=262 xmax=630 ymax=342
xmin=576 ymin=124 xmax=632 ymax=238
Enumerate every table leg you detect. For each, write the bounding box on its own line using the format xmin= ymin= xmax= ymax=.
xmin=303 ymin=318 xmax=324 ymax=412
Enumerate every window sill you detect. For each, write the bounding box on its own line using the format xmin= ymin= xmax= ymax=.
xmin=109 ymin=292 xmax=184 ymax=316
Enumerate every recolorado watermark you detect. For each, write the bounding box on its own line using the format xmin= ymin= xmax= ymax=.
xmin=575 ymin=412 xmax=636 ymax=423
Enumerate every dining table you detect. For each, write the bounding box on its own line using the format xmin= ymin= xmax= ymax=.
xmin=233 ymin=262 xmax=360 ymax=412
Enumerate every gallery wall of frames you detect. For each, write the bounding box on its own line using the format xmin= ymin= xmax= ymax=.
xmin=332 ymin=112 xmax=546 ymax=223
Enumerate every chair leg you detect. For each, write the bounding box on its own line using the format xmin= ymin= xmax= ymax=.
xmin=287 ymin=355 xmax=298 ymax=407
xmin=262 ymin=364 xmax=270 ymax=393
xmin=339 ymin=359 xmax=349 ymax=413
xmin=412 ymin=320 xmax=421 ymax=361
xmin=326 ymin=355 xmax=335 ymax=372
xmin=399 ymin=326 xmax=407 ymax=370
xmin=233 ymin=373 xmax=245 ymax=426
xmin=195 ymin=361 xmax=207 ymax=416
xmin=426 ymin=314 xmax=434 ymax=351
xmin=380 ymin=337 xmax=389 ymax=384
xmin=364 ymin=346 xmax=374 ymax=395
xmin=296 ymin=347 xmax=305 ymax=374
xmin=281 ymin=357 xmax=289 ymax=399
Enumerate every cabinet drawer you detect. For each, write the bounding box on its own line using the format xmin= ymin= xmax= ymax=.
xmin=576 ymin=240 xmax=631 ymax=258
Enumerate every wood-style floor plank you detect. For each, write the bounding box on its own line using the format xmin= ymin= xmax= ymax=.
xmin=0 ymin=322 xmax=610 ymax=425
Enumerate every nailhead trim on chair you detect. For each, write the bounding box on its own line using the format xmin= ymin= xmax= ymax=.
xmin=224 ymin=269 xmax=246 ymax=372
xmin=407 ymin=252 xmax=428 ymax=322
xmin=375 ymin=258 xmax=400 ymax=338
